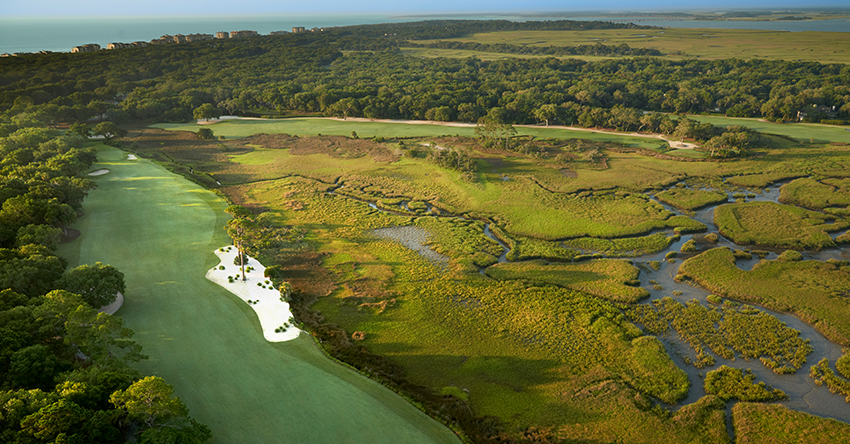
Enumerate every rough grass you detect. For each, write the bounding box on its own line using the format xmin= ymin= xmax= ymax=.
xmin=733 ymin=403 xmax=850 ymax=443
xmin=414 ymin=28 xmax=850 ymax=63
xmin=714 ymin=201 xmax=837 ymax=250
xmin=678 ymin=247 xmax=850 ymax=346
xmin=485 ymin=259 xmax=650 ymax=303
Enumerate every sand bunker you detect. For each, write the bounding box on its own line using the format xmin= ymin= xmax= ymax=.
xmin=206 ymin=246 xmax=300 ymax=342
xmin=99 ymin=292 xmax=124 ymax=315
xmin=88 ymin=169 xmax=109 ymax=176
xmin=127 ymin=154 xmax=138 ymax=160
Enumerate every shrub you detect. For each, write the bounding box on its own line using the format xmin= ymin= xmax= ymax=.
xmin=704 ymin=233 xmax=719 ymax=243
xmin=218 ymin=265 xmax=225 ymax=270
xmin=665 ymin=251 xmax=677 ymax=260
xmin=706 ymin=294 xmax=722 ymax=305
xmin=778 ymin=250 xmax=803 ymax=261
xmin=197 ymin=128 xmax=215 ymax=140
xmin=681 ymin=239 xmax=697 ymax=253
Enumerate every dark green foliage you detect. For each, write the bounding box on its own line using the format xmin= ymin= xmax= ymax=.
xmin=60 ymin=262 xmax=125 ymax=308
xmin=0 ymin=126 xmax=211 ymax=443
xmin=196 ymin=128 xmax=214 ymax=140
xmin=408 ymin=40 xmax=662 ymax=56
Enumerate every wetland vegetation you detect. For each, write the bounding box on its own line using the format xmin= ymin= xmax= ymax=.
xmin=3 ymin=15 xmax=850 ymax=443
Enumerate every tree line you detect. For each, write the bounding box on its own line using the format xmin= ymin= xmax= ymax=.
xmin=0 ymin=123 xmax=211 ymax=442
xmin=2 ymin=19 xmax=848 ymax=133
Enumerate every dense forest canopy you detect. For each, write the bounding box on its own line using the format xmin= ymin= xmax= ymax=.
xmin=1 ymin=19 xmax=848 ymax=133
xmin=0 ymin=78 xmax=211 ymax=444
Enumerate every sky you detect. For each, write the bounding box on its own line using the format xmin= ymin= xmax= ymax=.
xmin=2 ymin=0 xmax=849 ymax=17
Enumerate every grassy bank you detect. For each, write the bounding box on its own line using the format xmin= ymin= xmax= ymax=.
xmin=57 ymin=144 xmax=460 ymax=444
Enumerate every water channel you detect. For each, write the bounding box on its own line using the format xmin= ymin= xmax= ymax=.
xmin=328 ymin=178 xmax=850 ymax=424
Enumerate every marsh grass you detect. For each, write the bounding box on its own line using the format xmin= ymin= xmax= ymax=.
xmin=780 ymin=177 xmax=850 ymax=210
xmin=485 ymin=259 xmax=649 ymax=303
xmin=733 ymin=403 xmax=850 ymax=443
xmin=420 ymin=28 xmax=850 ymax=64
xmin=810 ymin=358 xmax=850 ymax=403
xmin=679 ymin=247 xmax=850 ymax=345
xmin=656 ymin=188 xmax=728 ymax=211
xmin=704 ymin=366 xmax=786 ymax=402
xmin=714 ymin=201 xmax=836 ymax=250
xmin=628 ymin=297 xmax=812 ymax=373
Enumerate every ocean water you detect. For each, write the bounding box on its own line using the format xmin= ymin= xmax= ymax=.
xmin=1 ymin=14 xmax=848 ymax=54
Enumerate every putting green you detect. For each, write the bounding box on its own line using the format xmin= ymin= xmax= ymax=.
xmin=57 ymin=145 xmax=459 ymax=444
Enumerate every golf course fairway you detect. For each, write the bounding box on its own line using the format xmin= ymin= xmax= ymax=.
xmin=57 ymin=145 xmax=460 ymax=444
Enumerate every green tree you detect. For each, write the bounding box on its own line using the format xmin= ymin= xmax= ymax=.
xmin=196 ymin=128 xmax=215 ymax=140
xmin=15 ymin=224 xmax=63 ymax=250
xmin=224 ymin=205 xmax=255 ymax=281
xmin=60 ymin=262 xmax=125 ymax=308
xmin=533 ymin=104 xmax=559 ymax=126
xmin=192 ymin=103 xmax=220 ymax=122
xmin=68 ymin=122 xmax=91 ymax=139
xmin=110 ymin=376 xmax=189 ymax=430
xmin=92 ymin=121 xmax=127 ymax=141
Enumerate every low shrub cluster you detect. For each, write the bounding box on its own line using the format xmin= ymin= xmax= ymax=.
xmin=810 ymin=358 xmax=850 ymax=403
xmin=704 ymin=366 xmax=786 ymax=401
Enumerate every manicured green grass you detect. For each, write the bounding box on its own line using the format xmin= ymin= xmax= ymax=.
xmin=688 ymin=115 xmax=850 ymax=144
xmin=678 ymin=247 xmax=850 ymax=346
xmin=57 ymin=145 xmax=460 ymax=444
xmin=714 ymin=201 xmax=837 ymax=250
xmin=154 ymin=117 xmax=665 ymax=149
xmin=733 ymin=403 xmax=850 ymax=443
xmin=413 ymin=28 xmax=850 ymax=63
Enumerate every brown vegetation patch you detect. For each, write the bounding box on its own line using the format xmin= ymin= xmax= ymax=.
xmin=560 ymin=169 xmax=578 ymax=178
xmin=125 ymin=128 xmax=228 ymax=164
xmin=352 ymin=331 xmax=366 ymax=341
xmin=358 ymin=298 xmax=397 ymax=314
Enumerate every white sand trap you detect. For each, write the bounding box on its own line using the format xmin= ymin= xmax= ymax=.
xmin=127 ymin=154 xmax=138 ymax=160
xmin=88 ymin=169 xmax=109 ymax=176
xmin=99 ymin=292 xmax=124 ymax=315
xmin=206 ymin=246 xmax=301 ymax=342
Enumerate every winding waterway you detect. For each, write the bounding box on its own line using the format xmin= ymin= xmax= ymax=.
xmin=336 ymin=177 xmax=850 ymax=424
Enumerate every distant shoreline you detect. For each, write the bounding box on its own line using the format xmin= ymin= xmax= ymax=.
xmin=1 ymin=14 xmax=848 ymax=55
